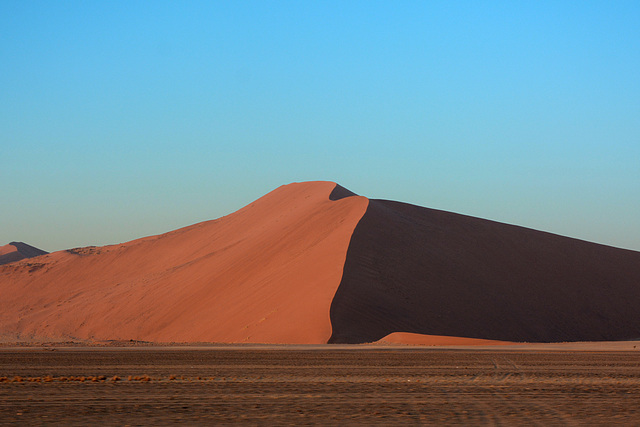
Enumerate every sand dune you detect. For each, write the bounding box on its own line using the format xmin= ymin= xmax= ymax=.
xmin=0 ymin=242 xmax=48 ymax=266
xmin=2 ymin=181 xmax=639 ymax=345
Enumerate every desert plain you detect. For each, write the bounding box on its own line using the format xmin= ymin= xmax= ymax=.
xmin=2 ymin=343 xmax=640 ymax=425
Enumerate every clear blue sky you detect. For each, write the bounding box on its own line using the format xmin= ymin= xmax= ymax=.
xmin=2 ymin=1 xmax=639 ymax=252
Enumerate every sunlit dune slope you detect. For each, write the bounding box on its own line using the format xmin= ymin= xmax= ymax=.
xmin=329 ymin=199 xmax=640 ymax=344
xmin=0 ymin=182 xmax=368 ymax=343
xmin=0 ymin=242 xmax=48 ymax=266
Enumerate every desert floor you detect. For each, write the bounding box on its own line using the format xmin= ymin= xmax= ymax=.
xmin=1 ymin=345 xmax=640 ymax=425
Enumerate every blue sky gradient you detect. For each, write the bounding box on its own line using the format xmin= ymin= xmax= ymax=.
xmin=2 ymin=1 xmax=639 ymax=251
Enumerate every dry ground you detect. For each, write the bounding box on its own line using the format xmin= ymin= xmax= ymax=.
xmin=1 ymin=346 xmax=640 ymax=425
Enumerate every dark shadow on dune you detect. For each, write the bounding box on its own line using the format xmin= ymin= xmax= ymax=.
xmin=0 ymin=252 xmax=25 ymax=266
xmin=329 ymin=199 xmax=640 ymax=344
xmin=329 ymin=184 xmax=358 ymax=201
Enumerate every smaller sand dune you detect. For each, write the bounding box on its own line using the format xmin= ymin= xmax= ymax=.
xmin=0 ymin=242 xmax=48 ymax=266
xmin=377 ymin=332 xmax=509 ymax=346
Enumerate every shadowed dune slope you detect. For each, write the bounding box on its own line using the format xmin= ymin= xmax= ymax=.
xmin=0 ymin=182 xmax=368 ymax=343
xmin=0 ymin=242 xmax=48 ymax=266
xmin=329 ymin=199 xmax=640 ymax=344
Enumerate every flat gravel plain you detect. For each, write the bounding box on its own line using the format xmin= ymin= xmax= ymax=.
xmin=1 ymin=347 xmax=640 ymax=425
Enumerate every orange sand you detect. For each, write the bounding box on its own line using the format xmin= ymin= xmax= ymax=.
xmin=0 ymin=244 xmax=16 ymax=257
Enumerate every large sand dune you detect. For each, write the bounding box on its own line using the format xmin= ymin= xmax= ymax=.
xmin=2 ymin=181 xmax=639 ymax=344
